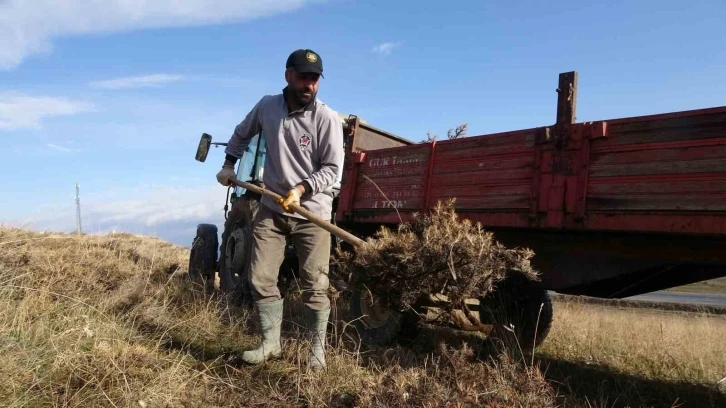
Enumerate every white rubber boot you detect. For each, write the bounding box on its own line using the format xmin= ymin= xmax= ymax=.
xmin=241 ymin=299 xmax=284 ymax=365
xmin=304 ymin=307 xmax=330 ymax=371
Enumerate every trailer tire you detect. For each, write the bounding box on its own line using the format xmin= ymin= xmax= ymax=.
xmin=349 ymin=285 xmax=419 ymax=346
xmin=218 ymin=198 xmax=258 ymax=301
xmin=478 ymin=272 xmax=553 ymax=352
xmin=189 ymin=224 xmax=218 ymax=281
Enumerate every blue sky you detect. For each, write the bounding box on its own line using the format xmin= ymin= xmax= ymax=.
xmin=1 ymin=0 xmax=724 ymax=246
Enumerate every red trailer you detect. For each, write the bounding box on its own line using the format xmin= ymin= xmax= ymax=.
xmin=335 ymin=72 xmax=726 ymax=299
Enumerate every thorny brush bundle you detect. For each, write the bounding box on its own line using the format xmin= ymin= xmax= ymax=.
xmin=335 ymin=199 xmax=539 ymax=325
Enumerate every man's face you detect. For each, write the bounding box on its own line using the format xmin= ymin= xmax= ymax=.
xmin=285 ymin=68 xmax=320 ymax=107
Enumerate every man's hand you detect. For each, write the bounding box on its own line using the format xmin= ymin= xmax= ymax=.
xmin=216 ymin=164 xmax=236 ymax=186
xmin=278 ymin=186 xmax=303 ymax=213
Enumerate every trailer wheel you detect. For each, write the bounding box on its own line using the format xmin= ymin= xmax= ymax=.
xmin=350 ymin=285 xmax=419 ymax=346
xmin=218 ymin=198 xmax=258 ymax=301
xmin=478 ymin=272 xmax=553 ymax=352
xmin=189 ymin=223 xmax=218 ymax=281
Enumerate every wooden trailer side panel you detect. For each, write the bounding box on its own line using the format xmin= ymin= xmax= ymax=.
xmin=349 ymin=120 xmax=414 ymax=153
xmin=342 ymin=129 xmax=540 ymax=227
xmin=337 ymin=106 xmax=726 ymax=237
xmin=427 ymin=129 xmax=538 ymax=228
xmin=582 ymin=107 xmax=726 ymax=235
xmin=349 ymin=143 xmax=431 ymax=214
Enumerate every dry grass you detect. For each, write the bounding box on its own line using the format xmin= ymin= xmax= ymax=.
xmin=540 ymin=299 xmax=726 ymax=386
xmin=0 ymin=227 xmax=556 ymax=408
xmin=2 ymin=226 xmax=724 ymax=407
xmin=538 ymin=298 xmax=726 ymax=406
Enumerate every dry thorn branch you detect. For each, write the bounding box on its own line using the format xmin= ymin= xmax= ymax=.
xmin=336 ymin=199 xmax=537 ymax=326
xmin=362 ymin=174 xmax=402 ymax=224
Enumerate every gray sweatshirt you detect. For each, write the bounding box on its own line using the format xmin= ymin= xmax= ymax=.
xmin=225 ymin=88 xmax=344 ymax=220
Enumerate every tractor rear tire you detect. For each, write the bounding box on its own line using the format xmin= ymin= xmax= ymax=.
xmin=218 ymin=198 xmax=258 ymax=301
xmin=188 ymin=223 xmax=219 ymax=281
xmin=478 ymin=272 xmax=553 ymax=352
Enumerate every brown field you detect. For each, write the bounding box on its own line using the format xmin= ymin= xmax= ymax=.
xmin=1 ymin=227 xmax=724 ymax=407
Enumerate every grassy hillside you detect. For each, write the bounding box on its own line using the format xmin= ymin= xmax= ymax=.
xmin=1 ymin=227 xmax=724 ymax=407
xmin=0 ymin=228 xmax=554 ymax=407
xmin=669 ymin=276 xmax=726 ymax=294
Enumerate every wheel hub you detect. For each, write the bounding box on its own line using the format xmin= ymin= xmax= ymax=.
xmin=224 ymin=226 xmax=248 ymax=285
xmin=359 ymin=288 xmax=393 ymax=329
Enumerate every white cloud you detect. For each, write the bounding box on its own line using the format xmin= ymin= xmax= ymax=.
xmin=372 ymin=41 xmax=402 ymax=55
xmin=16 ymin=183 xmax=229 ymax=246
xmin=0 ymin=0 xmax=320 ymax=69
xmin=90 ymin=74 xmax=184 ymax=90
xmin=47 ymin=143 xmax=81 ymax=153
xmin=94 ymin=188 xmax=221 ymax=226
xmin=0 ymin=93 xmax=94 ymax=130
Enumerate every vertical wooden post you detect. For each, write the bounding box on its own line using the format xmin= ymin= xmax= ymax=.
xmin=545 ymin=71 xmax=579 ymax=229
xmin=422 ymin=140 xmax=437 ymax=211
xmin=556 ymin=71 xmax=578 ymax=125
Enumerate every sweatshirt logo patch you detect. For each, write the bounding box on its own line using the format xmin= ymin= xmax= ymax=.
xmin=299 ymin=133 xmax=312 ymax=150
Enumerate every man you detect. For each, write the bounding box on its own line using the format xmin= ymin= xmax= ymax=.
xmin=215 ymin=49 xmax=344 ymax=371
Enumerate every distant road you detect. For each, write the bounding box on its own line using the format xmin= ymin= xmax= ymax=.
xmin=627 ymin=291 xmax=726 ymax=308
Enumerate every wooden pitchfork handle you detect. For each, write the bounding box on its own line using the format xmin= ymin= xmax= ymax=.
xmin=229 ymin=178 xmax=365 ymax=248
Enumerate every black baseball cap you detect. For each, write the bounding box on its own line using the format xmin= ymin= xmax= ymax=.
xmin=286 ymin=49 xmax=324 ymax=78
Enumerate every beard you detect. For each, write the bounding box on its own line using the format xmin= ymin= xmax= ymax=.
xmin=291 ymin=86 xmax=316 ymax=107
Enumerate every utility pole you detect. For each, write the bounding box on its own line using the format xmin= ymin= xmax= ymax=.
xmin=76 ymin=183 xmax=83 ymax=235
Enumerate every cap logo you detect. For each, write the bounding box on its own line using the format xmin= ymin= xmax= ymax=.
xmin=306 ymin=52 xmax=318 ymax=63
